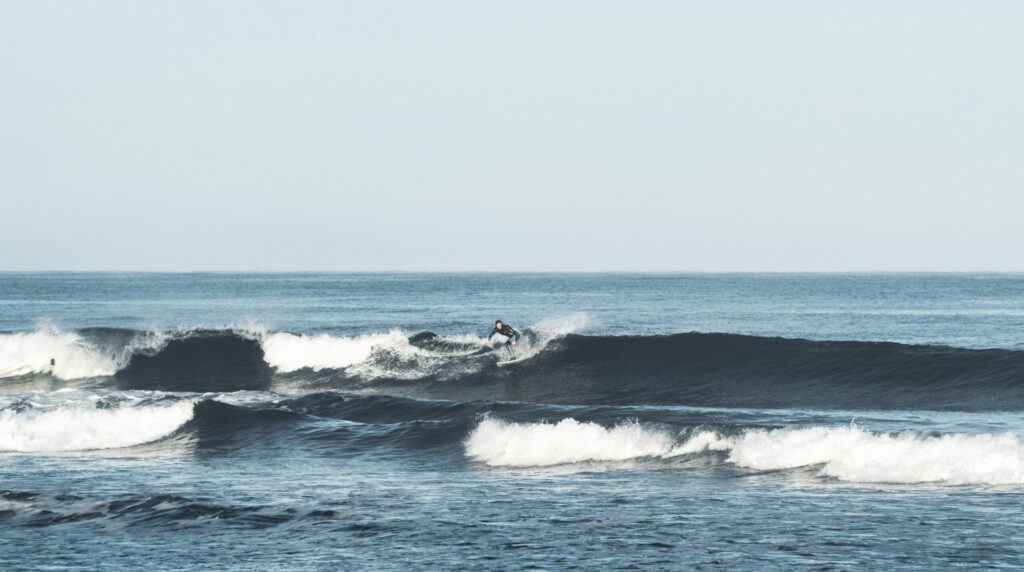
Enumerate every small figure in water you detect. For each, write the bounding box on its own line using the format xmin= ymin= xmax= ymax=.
xmin=49 ymin=358 xmax=55 ymax=373
xmin=486 ymin=320 xmax=521 ymax=360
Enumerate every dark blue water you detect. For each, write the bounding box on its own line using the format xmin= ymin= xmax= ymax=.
xmin=1 ymin=273 xmax=1023 ymax=570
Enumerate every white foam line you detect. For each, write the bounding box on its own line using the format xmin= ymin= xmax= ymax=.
xmin=465 ymin=418 xmax=1024 ymax=485
xmin=0 ymin=401 xmax=195 ymax=452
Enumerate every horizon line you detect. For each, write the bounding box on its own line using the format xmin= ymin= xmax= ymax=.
xmin=2 ymin=269 xmax=1023 ymax=275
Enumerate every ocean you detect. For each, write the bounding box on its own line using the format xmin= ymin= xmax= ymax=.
xmin=1 ymin=272 xmax=1022 ymax=570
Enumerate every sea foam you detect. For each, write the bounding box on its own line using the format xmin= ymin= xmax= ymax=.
xmin=465 ymin=417 xmax=676 ymax=466
xmin=727 ymin=425 xmax=1024 ymax=485
xmin=465 ymin=418 xmax=1024 ymax=485
xmin=260 ymin=314 xmax=592 ymax=375
xmin=0 ymin=329 xmax=119 ymax=380
xmin=261 ymin=330 xmax=418 ymax=373
xmin=0 ymin=401 xmax=195 ymax=452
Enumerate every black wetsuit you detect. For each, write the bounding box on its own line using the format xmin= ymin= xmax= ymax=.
xmin=487 ymin=324 xmax=521 ymax=358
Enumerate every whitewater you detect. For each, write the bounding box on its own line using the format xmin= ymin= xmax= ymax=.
xmin=465 ymin=417 xmax=1024 ymax=485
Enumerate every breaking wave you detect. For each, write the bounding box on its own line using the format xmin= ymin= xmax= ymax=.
xmin=465 ymin=417 xmax=680 ymax=466
xmin=0 ymin=329 xmax=124 ymax=379
xmin=262 ymin=330 xmax=414 ymax=373
xmin=0 ymin=400 xmax=195 ymax=453
xmin=464 ymin=418 xmax=1024 ymax=485
xmin=2 ymin=387 xmax=1022 ymax=487
xmin=2 ymin=318 xmax=1023 ymax=411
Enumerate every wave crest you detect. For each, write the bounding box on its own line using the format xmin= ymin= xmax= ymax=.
xmin=262 ymin=330 xmax=421 ymax=374
xmin=0 ymin=329 xmax=120 ymax=379
xmin=727 ymin=425 xmax=1024 ymax=485
xmin=465 ymin=417 xmax=676 ymax=467
xmin=0 ymin=401 xmax=195 ymax=452
xmin=465 ymin=418 xmax=1024 ymax=485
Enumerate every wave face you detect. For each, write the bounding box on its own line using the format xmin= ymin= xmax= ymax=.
xmin=279 ymin=331 xmax=1024 ymax=411
xmin=2 ymin=326 xmax=1023 ymax=411
xmin=118 ymin=331 xmax=272 ymax=392
xmin=470 ymin=332 xmax=1024 ymax=411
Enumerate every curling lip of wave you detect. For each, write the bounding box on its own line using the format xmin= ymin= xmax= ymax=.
xmin=464 ymin=418 xmax=1024 ymax=485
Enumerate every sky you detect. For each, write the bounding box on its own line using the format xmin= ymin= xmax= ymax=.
xmin=1 ymin=1 xmax=1022 ymax=271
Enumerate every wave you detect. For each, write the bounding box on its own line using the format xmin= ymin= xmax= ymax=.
xmin=464 ymin=417 xmax=1024 ymax=485
xmin=263 ymin=330 xmax=412 ymax=372
xmin=361 ymin=332 xmax=1024 ymax=411
xmin=0 ymin=400 xmax=195 ymax=452
xmin=2 ymin=322 xmax=1023 ymax=410
xmin=465 ymin=417 xmax=681 ymax=466
xmin=725 ymin=425 xmax=1024 ymax=485
xmin=117 ymin=331 xmax=272 ymax=392
xmin=262 ymin=329 xmax=485 ymax=381
xmin=0 ymin=328 xmax=126 ymax=379
xmin=3 ymin=388 xmax=1022 ymax=487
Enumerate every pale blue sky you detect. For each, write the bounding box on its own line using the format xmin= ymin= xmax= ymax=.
xmin=2 ymin=1 xmax=1021 ymax=271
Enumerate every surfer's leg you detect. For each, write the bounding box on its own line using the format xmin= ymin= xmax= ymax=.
xmin=505 ymin=341 xmax=516 ymax=359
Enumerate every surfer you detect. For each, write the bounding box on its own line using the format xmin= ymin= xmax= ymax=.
xmin=486 ymin=320 xmax=521 ymax=360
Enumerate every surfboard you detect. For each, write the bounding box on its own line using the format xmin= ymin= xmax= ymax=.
xmin=496 ymin=358 xmax=523 ymax=367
